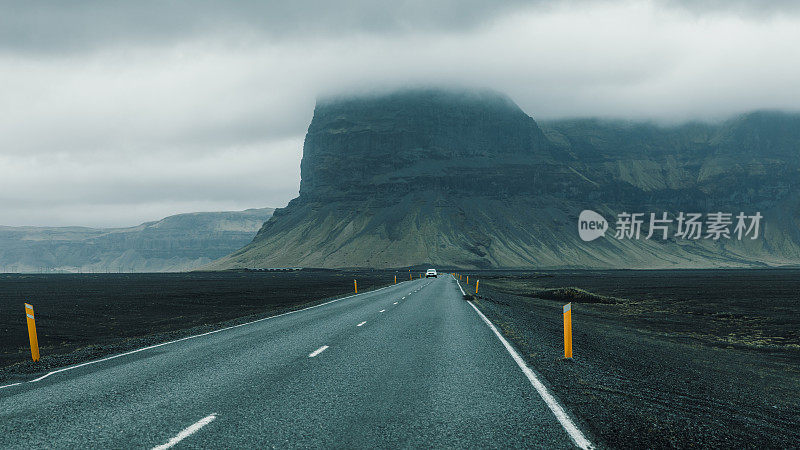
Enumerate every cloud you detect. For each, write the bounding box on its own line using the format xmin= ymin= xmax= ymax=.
xmin=0 ymin=0 xmax=533 ymax=54
xmin=4 ymin=1 xmax=798 ymax=55
xmin=0 ymin=138 xmax=302 ymax=227
xmin=661 ymin=0 xmax=800 ymax=17
xmin=1 ymin=0 xmax=799 ymax=226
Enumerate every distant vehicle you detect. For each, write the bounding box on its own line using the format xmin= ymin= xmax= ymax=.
xmin=426 ymin=269 xmax=437 ymax=278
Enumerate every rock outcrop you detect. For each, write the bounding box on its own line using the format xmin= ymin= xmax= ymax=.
xmin=211 ymin=88 xmax=800 ymax=269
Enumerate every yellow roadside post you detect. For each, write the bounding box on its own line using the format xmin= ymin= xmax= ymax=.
xmin=354 ymin=279 xmax=358 ymax=294
xmin=25 ymin=303 xmax=40 ymax=362
xmin=410 ymin=273 xmax=412 ymax=281
xmin=476 ymin=280 xmax=479 ymax=294
xmin=394 ymin=275 xmax=397 ymax=284
xmin=563 ymin=303 xmax=573 ymax=359
xmin=466 ymin=275 xmax=469 ymax=285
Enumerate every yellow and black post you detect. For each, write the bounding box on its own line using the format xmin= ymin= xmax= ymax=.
xmin=25 ymin=303 xmax=40 ymax=362
xmin=563 ymin=303 xmax=573 ymax=359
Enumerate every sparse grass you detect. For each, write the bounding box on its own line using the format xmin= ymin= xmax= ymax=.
xmin=534 ymin=287 xmax=624 ymax=304
xmin=484 ymin=279 xmax=625 ymax=304
xmin=480 ymin=270 xmax=800 ymax=350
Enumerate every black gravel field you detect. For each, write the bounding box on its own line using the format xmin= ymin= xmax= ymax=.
xmin=0 ymin=270 xmax=401 ymax=382
xmin=3 ymin=269 xmax=798 ymax=448
xmin=469 ymin=269 xmax=800 ymax=449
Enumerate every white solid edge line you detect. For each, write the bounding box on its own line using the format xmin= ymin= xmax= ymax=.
xmin=21 ymin=282 xmax=401 ymax=385
xmin=357 ymin=321 xmax=367 ymax=327
xmin=308 ymin=345 xmax=329 ymax=358
xmin=152 ymin=413 xmax=217 ymax=450
xmin=454 ymin=275 xmax=465 ymax=295
xmin=0 ymin=382 xmax=22 ymax=390
xmin=455 ymin=275 xmax=594 ymax=450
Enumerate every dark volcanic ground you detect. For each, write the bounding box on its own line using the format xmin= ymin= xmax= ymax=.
xmin=0 ymin=270 xmax=399 ymax=382
xmin=3 ymin=269 xmax=798 ymax=448
xmin=470 ymin=269 xmax=800 ymax=449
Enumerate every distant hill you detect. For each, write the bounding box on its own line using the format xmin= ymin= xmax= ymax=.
xmin=0 ymin=208 xmax=274 ymax=273
xmin=209 ymin=88 xmax=800 ymax=269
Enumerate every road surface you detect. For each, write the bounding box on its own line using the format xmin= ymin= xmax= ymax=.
xmin=0 ymin=276 xmax=591 ymax=448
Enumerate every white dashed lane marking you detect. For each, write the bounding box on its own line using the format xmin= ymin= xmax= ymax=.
xmin=357 ymin=321 xmax=366 ymax=327
xmin=152 ymin=413 xmax=217 ymax=450
xmin=16 ymin=282 xmax=399 ymax=386
xmin=308 ymin=346 xmax=329 ymax=358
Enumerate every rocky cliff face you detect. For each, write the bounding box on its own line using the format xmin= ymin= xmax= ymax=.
xmin=296 ymin=89 xmax=558 ymax=202
xmin=0 ymin=208 xmax=273 ymax=272
xmin=211 ymin=89 xmax=800 ymax=269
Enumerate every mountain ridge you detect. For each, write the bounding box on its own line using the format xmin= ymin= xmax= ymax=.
xmin=0 ymin=208 xmax=274 ymax=273
xmin=208 ymin=88 xmax=800 ymax=269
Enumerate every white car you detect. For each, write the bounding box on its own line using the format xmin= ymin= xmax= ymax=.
xmin=425 ymin=269 xmax=437 ymax=278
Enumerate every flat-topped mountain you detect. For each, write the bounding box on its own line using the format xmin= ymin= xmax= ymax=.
xmin=298 ymin=89 xmax=558 ymax=202
xmin=211 ymin=88 xmax=800 ymax=269
xmin=1 ymin=208 xmax=274 ymax=273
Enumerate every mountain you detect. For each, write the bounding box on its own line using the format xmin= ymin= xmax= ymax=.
xmin=210 ymin=88 xmax=800 ymax=269
xmin=0 ymin=208 xmax=273 ymax=273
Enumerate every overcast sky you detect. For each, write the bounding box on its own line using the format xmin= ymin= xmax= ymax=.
xmin=2 ymin=0 xmax=800 ymax=227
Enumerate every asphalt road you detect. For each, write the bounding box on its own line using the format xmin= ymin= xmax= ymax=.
xmin=0 ymin=276 xmax=590 ymax=448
